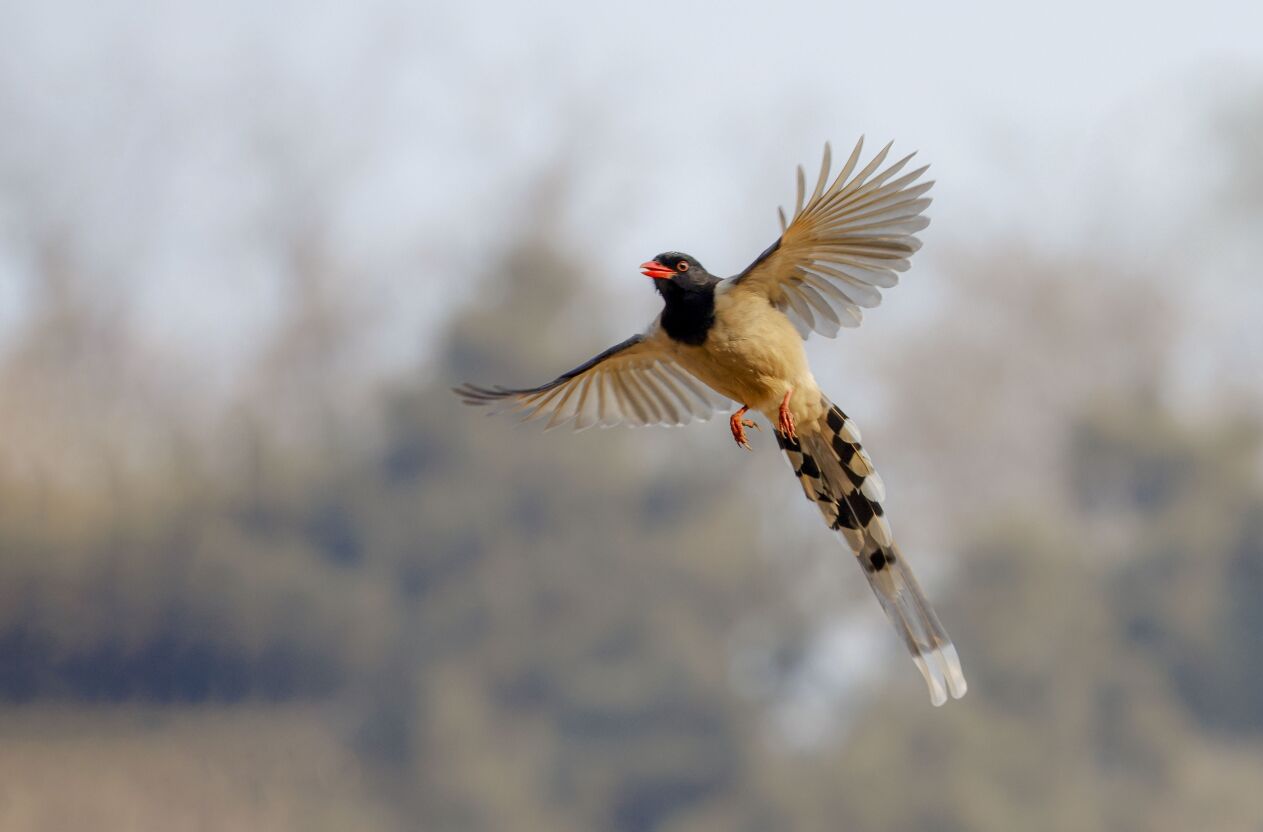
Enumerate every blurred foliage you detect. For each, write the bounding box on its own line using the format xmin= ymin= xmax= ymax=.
xmin=1 ymin=74 xmax=1262 ymax=829
xmin=1 ymin=208 xmax=1263 ymax=831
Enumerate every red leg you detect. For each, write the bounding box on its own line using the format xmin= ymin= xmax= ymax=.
xmin=777 ymin=388 xmax=797 ymax=440
xmin=729 ymin=405 xmax=760 ymax=451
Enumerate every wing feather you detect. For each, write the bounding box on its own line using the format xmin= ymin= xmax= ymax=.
xmin=728 ymin=137 xmax=933 ymax=339
xmin=644 ymin=370 xmax=683 ymax=425
xmin=454 ymin=327 xmax=728 ymax=430
xmin=573 ymin=374 xmax=599 ymax=430
xmin=808 ymin=141 xmax=831 ymax=204
xmin=628 ymin=370 xmax=668 ymax=425
xmin=660 ymin=362 xmax=723 ymax=409
xmin=620 ymin=371 xmax=658 ymax=424
xmin=650 ymin=365 xmax=696 ymax=419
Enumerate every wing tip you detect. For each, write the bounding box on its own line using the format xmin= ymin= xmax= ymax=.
xmin=452 ymin=383 xmax=499 ymax=405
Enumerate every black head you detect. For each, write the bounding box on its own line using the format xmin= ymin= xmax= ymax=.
xmin=642 ymin=252 xmax=717 ymax=344
xmin=639 ymin=252 xmax=714 ymax=296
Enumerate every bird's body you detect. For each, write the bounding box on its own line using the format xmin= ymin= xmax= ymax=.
xmin=667 ymin=282 xmax=824 ymax=428
xmin=455 ymin=138 xmax=968 ymax=706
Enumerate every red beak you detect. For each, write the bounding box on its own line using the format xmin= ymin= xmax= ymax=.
xmin=640 ymin=260 xmax=675 ymax=280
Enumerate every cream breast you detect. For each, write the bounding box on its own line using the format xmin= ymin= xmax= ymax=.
xmin=671 ymin=284 xmax=823 ymax=425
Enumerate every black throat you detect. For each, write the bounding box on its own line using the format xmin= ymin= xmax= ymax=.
xmin=657 ymin=280 xmax=717 ymax=346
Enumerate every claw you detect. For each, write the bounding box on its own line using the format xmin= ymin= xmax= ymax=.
xmin=729 ymin=405 xmax=758 ymax=450
xmin=777 ymin=389 xmax=797 ymax=440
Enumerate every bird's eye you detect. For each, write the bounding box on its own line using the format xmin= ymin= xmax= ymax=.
xmin=677 ymin=261 xmax=689 ymax=272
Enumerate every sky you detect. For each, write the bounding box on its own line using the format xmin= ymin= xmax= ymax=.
xmin=0 ymin=0 xmax=1259 ymax=391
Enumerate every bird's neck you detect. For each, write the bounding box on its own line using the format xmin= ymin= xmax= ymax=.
xmin=659 ymin=282 xmax=716 ymax=346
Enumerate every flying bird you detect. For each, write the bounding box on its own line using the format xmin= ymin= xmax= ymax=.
xmin=454 ymin=138 xmax=967 ymax=706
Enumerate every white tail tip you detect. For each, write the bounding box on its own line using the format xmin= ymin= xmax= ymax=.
xmin=914 ymin=643 xmax=968 ymax=707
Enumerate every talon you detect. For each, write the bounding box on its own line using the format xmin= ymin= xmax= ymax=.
xmin=729 ymin=405 xmax=758 ymax=450
xmin=777 ymin=389 xmax=797 ymax=440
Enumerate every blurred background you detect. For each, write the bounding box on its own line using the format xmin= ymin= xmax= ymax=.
xmin=1 ymin=1 xmax=1261 ymax=829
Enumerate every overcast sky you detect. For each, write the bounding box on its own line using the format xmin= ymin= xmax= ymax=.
xmin=0 ymin=0 xmax=1259 ymax=387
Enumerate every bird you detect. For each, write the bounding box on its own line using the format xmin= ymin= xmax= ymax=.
xmin=454 ymin=137 xmax=967 ymax=706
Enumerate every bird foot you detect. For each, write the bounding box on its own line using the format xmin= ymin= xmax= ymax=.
xmin=777 ymin=390 xmax=797 ymax=441
xmin=729 ymin=406 xmax=760 ymax=451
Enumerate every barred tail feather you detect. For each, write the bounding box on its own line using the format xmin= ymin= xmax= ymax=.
xmin=777 ymin=398 xmax=967 ymax=706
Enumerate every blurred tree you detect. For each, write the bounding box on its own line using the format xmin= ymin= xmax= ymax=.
xmin=352 ymin=209 xmax=803 ymax=830
xmin=1 ymin=73 xmax=1262 ymax=832
xmin=795 ymin=398 xmax=1263 ymax=832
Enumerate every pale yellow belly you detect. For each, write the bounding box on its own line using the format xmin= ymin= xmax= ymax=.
xmin=673 ymin=289 xmax=824 ymax=425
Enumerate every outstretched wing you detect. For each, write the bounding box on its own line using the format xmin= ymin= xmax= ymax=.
xmin=728 ymin=137 xmax=933 ymax=338
xmin=453 ymin=327 xmax=728 ymax=431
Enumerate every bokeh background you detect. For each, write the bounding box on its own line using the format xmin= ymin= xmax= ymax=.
xmin=1 ymin=2 xmax=1262 ymax=829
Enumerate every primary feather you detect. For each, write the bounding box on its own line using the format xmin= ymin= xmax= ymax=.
xmin=731 ymin=137 xmax=934 ymax=340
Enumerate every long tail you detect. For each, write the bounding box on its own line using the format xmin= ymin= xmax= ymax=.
xmin=777 ymin=397 xmax=967 ymax=706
